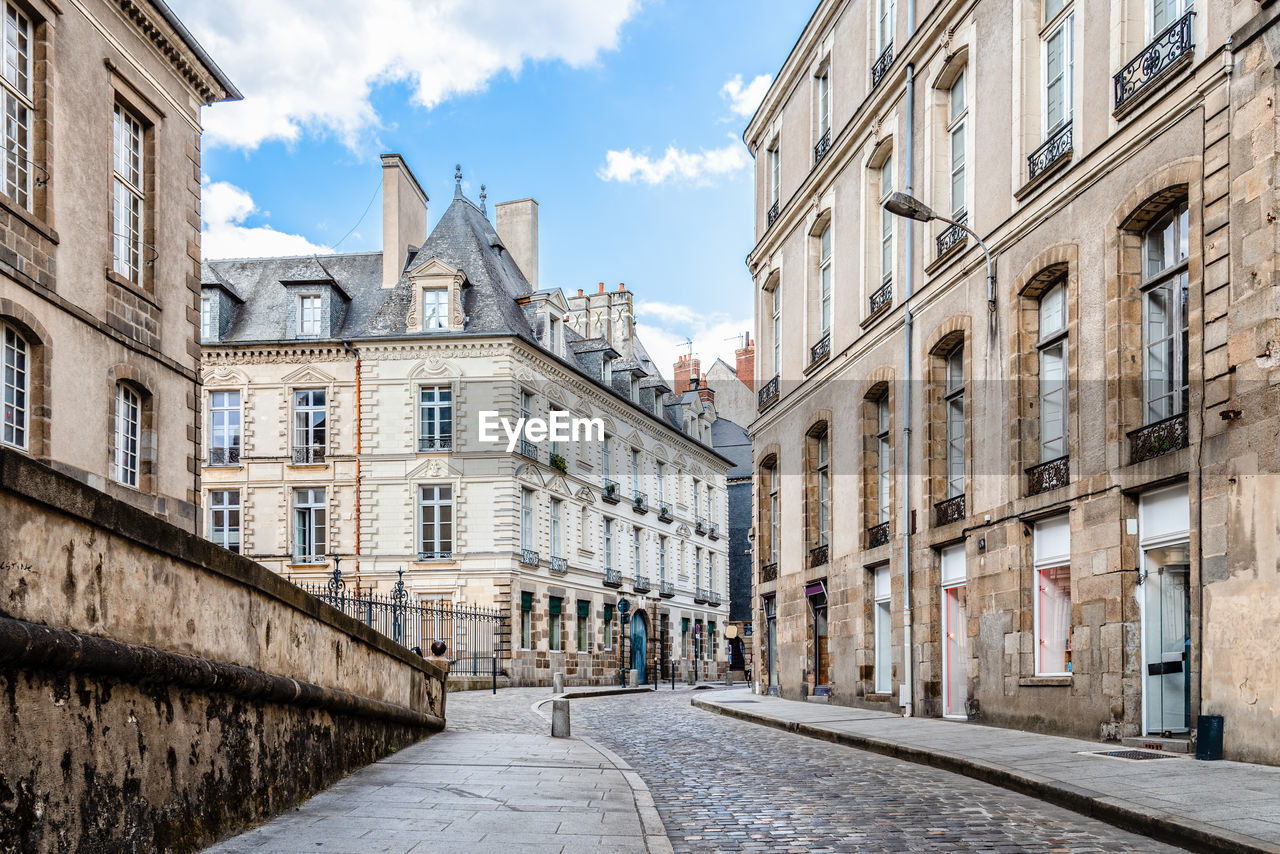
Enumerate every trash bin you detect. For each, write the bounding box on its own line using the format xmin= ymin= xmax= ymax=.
xmin=1196 ymin=714 xmax=1223 ymax=761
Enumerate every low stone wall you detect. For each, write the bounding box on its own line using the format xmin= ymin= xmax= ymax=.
xmin=0 ymin=449 xmax=448 ymax=853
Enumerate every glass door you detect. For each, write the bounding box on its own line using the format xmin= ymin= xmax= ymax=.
xmin=764 ymin=594 xmax=778 ymax=694
xmin=1143 ymin=553 xmax=1191 ymax=734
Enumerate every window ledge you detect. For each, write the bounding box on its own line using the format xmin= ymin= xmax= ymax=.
xmin=924 ymin=237 xmax=968 ymax=277
xmin=204 ymin=463 xmax=244 ymax=470
xmin=0 ymin=192 xmax=58 ymax=245
xmin=1019 ymin=675 xmax=1072 ymax=687
xmin=104 ymin=268 xmax=162 ymax=310
xmin=1014 ymin=152 xmax=1074 ymax=202
xmin=802 ymin=351 xmax=831 ymax=376
xmin=860 ymin=301 xmax=894 ymax=330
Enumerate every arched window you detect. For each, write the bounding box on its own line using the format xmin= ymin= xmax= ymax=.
xmin=819 ymin=224 xmax=833 ymax=337
xmin=1141 ymin=203 xmax=1189 ymax=424
xmin=805 ymin=423 xmax=831 ymax=565
xmin=944 ymin=344 xmax=965 ymax=499
xmin=2 ymin=321 xmax=29 ymax=449
xmin=1038 ymin=280 xmax=1068 ymax=461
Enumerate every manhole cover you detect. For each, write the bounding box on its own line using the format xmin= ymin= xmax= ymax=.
xmin=1093 ymin=749 xmax=1176 ymax=761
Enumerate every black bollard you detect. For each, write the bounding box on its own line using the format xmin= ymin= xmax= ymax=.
xmin=492 ymin=653 xmax=497 ymax=695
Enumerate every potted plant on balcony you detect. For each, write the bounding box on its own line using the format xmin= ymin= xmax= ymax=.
xmin=659 ymin=505 xmax=673 ymax=522
xmin=549 ymin=452 xmax=567 ymax=472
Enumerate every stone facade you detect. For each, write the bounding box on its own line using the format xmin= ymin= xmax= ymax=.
xmin=747 ymin=0 xmax=1280 ymax=762
xmin=0 ymin=0 xmax=237 ymax=531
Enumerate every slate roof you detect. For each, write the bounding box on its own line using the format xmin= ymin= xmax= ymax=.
xmin=710 ymin=418 xmax=752 ymax=480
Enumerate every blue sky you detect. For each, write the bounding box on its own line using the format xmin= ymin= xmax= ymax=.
xmin=171 ymin=0 xmax=815 ymax=375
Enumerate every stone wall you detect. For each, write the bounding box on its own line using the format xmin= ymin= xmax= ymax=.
xmin=0 ymin=449 xmax=447 ymax=853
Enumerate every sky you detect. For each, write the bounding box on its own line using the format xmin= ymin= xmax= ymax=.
xmin=170 ymin=0 xmax=816 ymax=380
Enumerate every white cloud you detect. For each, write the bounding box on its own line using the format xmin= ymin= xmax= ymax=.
xmin=720 ymin=73 xmax=771 ymax=119
xmin=635 ymin=300 xmax=751 ymax=385
xmin=170 ymin=0 xmax=640 ymax=150
xmin=598 ymin=138 xmax=750 ymax=185
xmin=201 ymin=180 xmax=332 ymax=259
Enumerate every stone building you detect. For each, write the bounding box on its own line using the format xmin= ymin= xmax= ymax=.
xmin=0 ymin=0 xmax=238 ymax=529
xmin=200 ymin=157 xmax=732 ymax=686
xmin=746 ymin=0 xmax=1280 ymax=762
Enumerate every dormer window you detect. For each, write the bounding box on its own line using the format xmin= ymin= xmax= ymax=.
xmin=603 ymin=358 xmax=613 ymax=385
xmin=200 ymin=296 xmax=215 ymax=342
xmin=545 ymin=314 xmax=561 ymax=355
xmin=423 ymin=288 xmax=447 ymax=330
xmin=297 ymin=294 xmax=322 ymax=337
xmin=630 ymin=375 xmax=639 ymax=403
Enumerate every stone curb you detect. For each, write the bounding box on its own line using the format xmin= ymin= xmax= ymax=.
xmin=691 ymin=697 xmax=1277 ymax=854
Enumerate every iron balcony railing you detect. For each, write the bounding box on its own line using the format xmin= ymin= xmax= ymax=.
xmin=208 ymin=446 xmax=240 ymax=466
xmin=519 ymin=439 xmax=538 ymax=461
xmin=658 ymin=505 xmax=673 ymax=522
xmin=813 ymin=128 xmax=831 ymax=168
xmin=1114 ymin=11 xmax=1194 ymax=115
xmin=1028 ymin=123 xmax=1073 ymax=182
xmin=418 ymin=435 xmax=453 ymax=452
xmin=935 ymin=493 xmax=966 ymax=527
xmin=632 ymin=490 xmax=649 ymax=513
xmin=1027 ymin=455 xmax=1070 ymax=496
xmin=708 ymin=591 xmax=722 ymax=607
xmin=936 ymin=214 xmax=968 ymax=259
xmin=292 ymin=446 xmax=325 ymax=464
xmin=809 ymin=543 xmax=829 ymax=568
xmin=708 ymin=523 xmax=720 ymax=541
xmin=695 ymin=517 xmax=707 ymax=535
xmin=867 ymin=520 xmax=891 ymax=549
xmin=871 ymin=43 xmax=894 ymax=88
xmin=870 ymin=280 xmax=893 ymax=316
xmin=758 ymin=374 xmax=780 ymax=410
xmin=519 ymin=548 xmax=540 ymax=567
xmin=550 ymin=556 xmax=568 ymax=575
xmin=1128 ymin=412 xmax=1189 ymax=464
xmin=760 ymin=562 xmax=778 ymax=583
xmin=603 ymin=568 xmax=622 ymax=588
xmin=659 ymin=581 xmax=675 ymax=598
xmin=601 ymin=479 xmax=621 ymax=503
xmin=766 ymin=200 xmax=780 ymax=227
xmin=810 ymin=333 xmax=831 ymax=364
xmin=633 ymin=575 xmax=651 ymax=593
xmin=694 ymin=587 xmax=709 ymax=604
xmin=418 ymin=550 xmax=452 ymax=561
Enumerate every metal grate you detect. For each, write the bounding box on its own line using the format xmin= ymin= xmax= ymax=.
xmin=1094 ymin=749 xmax=1177 ymax=761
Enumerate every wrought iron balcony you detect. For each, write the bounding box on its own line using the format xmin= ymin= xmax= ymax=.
xmin=550 ymin=556 xmax=568 ymax=575
xmin=810 ymin=333 xmax=831 ymax=364
xmin=695 ymin=517 xmax=707 ymax=535
xmin=869 ymin=280 xmax=893 ymax=317
xmin=602 ymin=479 xmax=621 ymax=503
xmin=871 ymin=44 xmax=894 ymax=88
xmin=1028 ymin=123 xmax=1073 ymax=183
xmin=867 ymin=521 xmax=890 ymax=550
xmin=708 ymin=523 xmax=720 ymax=541
xmin=694 ymin=587 xmax=709 ymax=604
xmin=936 ymin=215 xmax=968 ymax=259
xmin=418 ymin=435 xmax=453 ymax=452
xmin=658 ymin=505 xmax=673 ymax=523
xmin=632 ymin=490 xmax=649 ymax=514
xmin=519 ymin=548 xmax=540 ymax=567
xmin=1114 ymin=12 xmax=1194 ymax=115
xmin=519 ymin=439 xmax=538 ymax=461
xmin=417 ymin=550 xmax=452 ymax=561
xmin=549 ymin=452 xmax=567 ymax=472
xmin=708 ymin=591 xmax=722 ymax=607
xmin=760 ymin=562 xmax=778 ymax=583
xmin=208 ymin=446 xmax=240 ymax=466
xmin=1128 ymin=412 xmax=1189 ymax=464
xmin=292 ymin=447 xmax=325 ymax=465
xmin=1027 ymin=455 xmax=1070 ymax=496
xmin=813 ymin=128 xmax=831 ymax=168
xmin=603 ymin=568 xmax=622 ymax=588
xmin=659 ymin=581 xmax=675 ymax=598
xmin=758 ymin=374 xmax=780 ymax=410
xmin=767 ymin=200 xmax=780 ymax=228
xmin=934 ymin=493 xmax=966 ymax=527
xmin=633 ymin=575 xmax=651 ymax=593
xmin=809 ymin=543 xmax=829 ymax=568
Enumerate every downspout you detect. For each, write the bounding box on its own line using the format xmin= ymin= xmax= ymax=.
xmin=343 ymin=341 xmax=362 ymax=580
xmin=901 ymin=57 xmax=916 ymax=717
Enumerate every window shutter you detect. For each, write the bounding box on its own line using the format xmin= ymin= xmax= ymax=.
xmin=549 ymin=597 xmax=562 ymax=616
xmin=577 ymin=600 xmax=590 ymax=618
xmin=521 ymin=591 xmax=533 ymax=611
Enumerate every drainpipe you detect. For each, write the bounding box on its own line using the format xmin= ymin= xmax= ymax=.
xmin=342 ymin=341 xmax=362 ymax=578
xmin=901 ymin=60 xmax=916 ymax=717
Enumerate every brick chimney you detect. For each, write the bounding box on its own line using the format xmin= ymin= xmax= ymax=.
xmin=735 ymin=333 xmax=755 ymax=392
xmin=674 ymin=354 xmax=701 ymax=393
xmin=381 ymin=153 xmax=428 ymax=289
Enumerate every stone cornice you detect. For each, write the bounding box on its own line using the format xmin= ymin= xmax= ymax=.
xmin=115 ymin=0 xmax=239 ymax=104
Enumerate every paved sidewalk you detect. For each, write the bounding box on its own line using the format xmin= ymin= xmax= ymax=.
xmin=205 ymin=730 xmax=671 ymax=854
xmin=694 ymin=689 xmax=1280 ymax=854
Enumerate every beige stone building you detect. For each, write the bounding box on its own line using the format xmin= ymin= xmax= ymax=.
xmin=0 ymin=0 xmax=237 ymax=528
xmin=747 ymin=0 xmax=1280 ymax=763
xmin=200 ymin=157 xmax=732 ymax=685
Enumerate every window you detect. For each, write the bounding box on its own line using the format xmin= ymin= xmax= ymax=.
xmin=630 ymin=448 xmax=640 ymax=496
xmin=940 ymin=543 xmax=968 ymax=718
xmin=1034 ymin=515 xmax=1072 ymax=676
xmin=419 ymin=484 xmax=453 ymax=558
xmin=200 ymin=296 xmax=215 ymax=342
xmin=2 ymin=321 xmax=27 ymax=449
xmin=417 ymin=385 xmax=453 ymax=451
xmin=1152 ymin=0 xmax=1193 ymax=35
xmin=816 ymin=429 xmax=830 ymax=546
xmin=767 ymin=144 xmax=780 ymax=207
xmin=1039 ymin=281 xmax=1068 ymax=460
xmin=1142 ymin=204 xmax=1190 ymax=423
xmin=292 ymin=389 xmax=326 ymax=463
xmin=549 ymin=410 xmax=565 ymax=461
xmin=423 ymin=288 xmax=447 ymax=330
xmin=292 ymin=487 xmax=326 ymax=562
xmin=113 ymin=383 xmax=140 ymax=486
xmin=816 ymin=69 xmax=831 ymax=137
xmin=877 ymin=395 xmax=891 ymax=523
xmin=602 ymin=434 xmax=612 ymax=484
xmin=1043 ymin=8 xmax=1073 ymax=135
xmin=771 ymin=285 xmax=782 ymax=374
xmin=520 ymin=388 xmax=532 ymax=422
xmin=873 ymin=565 xmax=891 ymax=693
xmin=521 ymin=488 xmax=534 ymax=551
xmin=520 ymin=591 xmax=532 ymax=649
xmin=209 ymin=390 xmax=241 ymax=466
xmin=549 ymin=596 xmax=562 ymax=650
xmin=630 ymin=374 xmax=640 ymax=403
xmin=604 ymin=603 xmax=614 ymax=650
xmin=819 ymin=225 xmax=832 ymax=335
xmin=880 ymin=155 xmax=894 ymax=287
xmin=948 ymin=69 xmax=967 ymax=220
xmin=656 ymin=461 xmax=665 ymax=503
xmin=603 ymin=517 xmax=613 ymax=569
xmin=694 ymin=547 xmax=702 ymax=590
xmin=550 ymin=498 xmax=562 ymax=559
xmin=1 ymin=4 xmax=33 ymax=210
xmin=576 ymin=600 xmax=589 ymax=652
xmin=658 ymin=536 xmax=667 ymax=581
xmin=208 ymin=489 xmax=241 ymax=554
xmin=709 ymin=553 xmax=717 ymax=594
xmin=876 ymin=0 xmax=895 ymax=53
xmin=945 ymin=347 xmax=965 ymax=499
xmin=693 ymin=478 xmax=701 ymax=518
xmin=603 ymin=358 xmax=613 ymax=385
xmin=632 ymin=526 xmax=642 ymax=576
xmin=296 ymin=294 xmax=322 ymax=337
xmin=112 ymin=104 xmax=146 ymax=284
xmin=767 ymin=463 xmax=779 ymax=564
xmin=682 ymin=617 xmax=690 ymax=658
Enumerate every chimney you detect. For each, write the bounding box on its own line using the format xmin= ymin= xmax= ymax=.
xmin=495 ymin=199 xmax=539 ymax=288
xmin=673 ymin=355 xmax=702 ymax=394
xmin=735 ymin=332 xmax=755 ymax=392
xmin=380 ymin=153 xmax=428 ymax=289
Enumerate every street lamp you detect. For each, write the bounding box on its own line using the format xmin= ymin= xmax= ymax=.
xmin=882 ymin=191 xmax=997 ymax=311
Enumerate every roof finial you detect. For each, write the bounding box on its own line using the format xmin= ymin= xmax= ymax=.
xmin=454 ymin=164 xmax=463 ymax=200
xmin=479 ymin=184 xmax=487 ymax=215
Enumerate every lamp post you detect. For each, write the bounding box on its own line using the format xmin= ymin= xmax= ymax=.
xmin=617 ymin=597 xmax=631 ymax=687
xmin=882 ymin=191 xmax=997 ymax=311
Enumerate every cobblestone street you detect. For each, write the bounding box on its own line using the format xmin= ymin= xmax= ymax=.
xmin=447 ymin=688 xmax=1183 ymax=853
